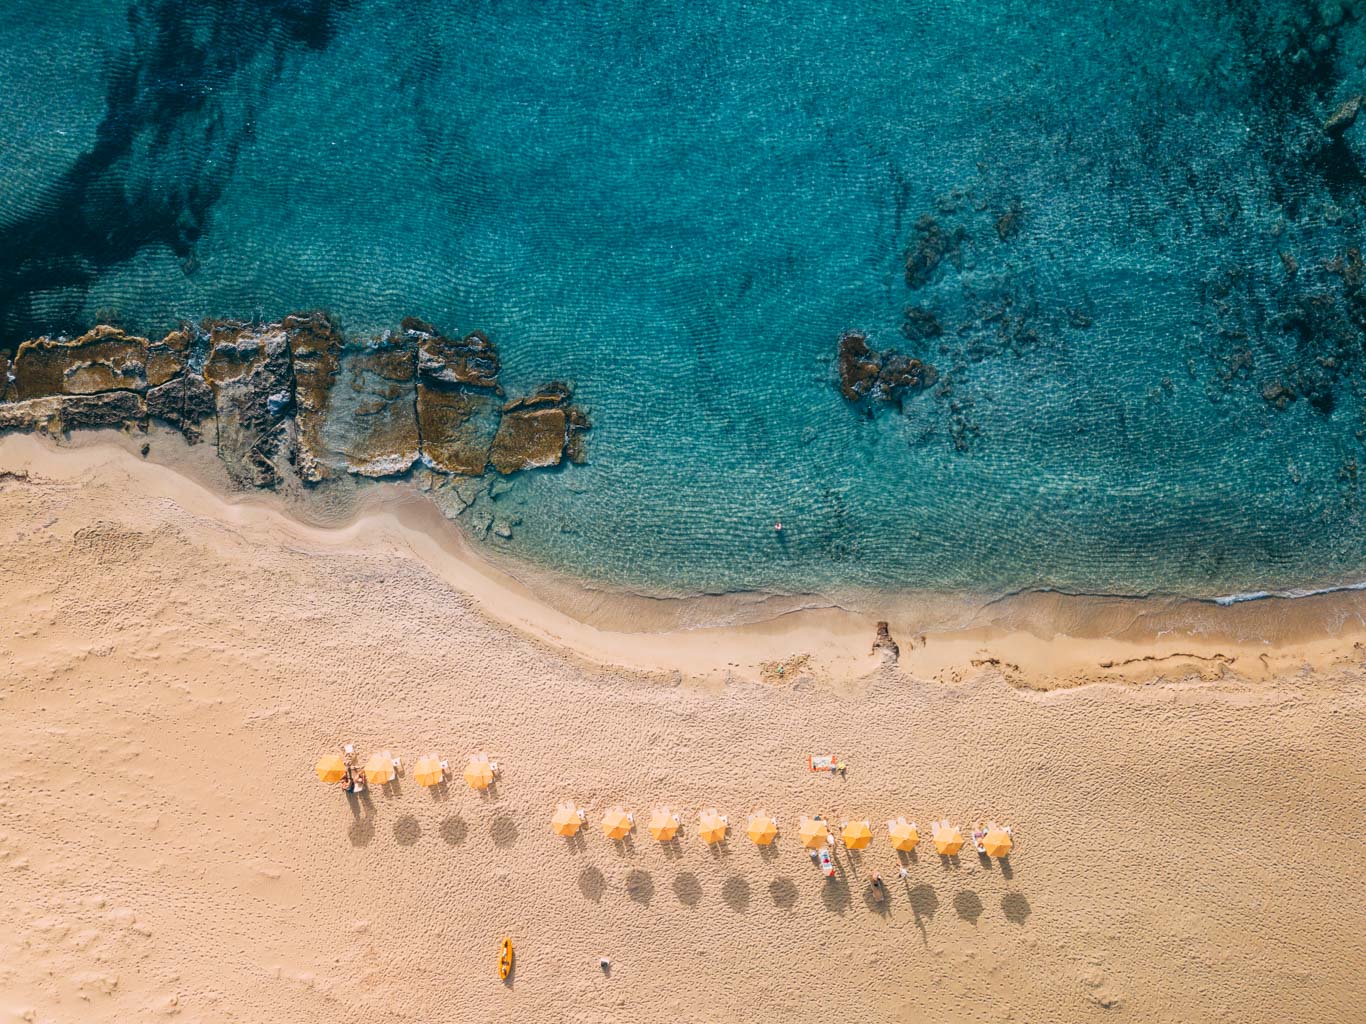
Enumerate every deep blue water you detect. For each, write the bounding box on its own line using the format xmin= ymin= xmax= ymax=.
xmin=7 ymin=0 xmax=1366 ymax=597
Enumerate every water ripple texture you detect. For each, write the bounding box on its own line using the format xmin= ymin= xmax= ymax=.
xmin=6 ymin=0 xmax=1366 ymax=598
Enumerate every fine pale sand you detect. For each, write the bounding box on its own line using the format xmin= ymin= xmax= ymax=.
xmin=2 ymin=432 xmax=1364 ymax=1022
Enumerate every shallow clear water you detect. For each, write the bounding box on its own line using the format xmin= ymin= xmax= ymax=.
xmin=7 ymin=1 xmax=1366 ymax=597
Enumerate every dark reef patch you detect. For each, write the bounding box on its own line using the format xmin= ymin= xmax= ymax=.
xmin=0 ymin=0 xmax=359 ymax=342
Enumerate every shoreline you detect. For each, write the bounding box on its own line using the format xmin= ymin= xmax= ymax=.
xmin=6 ymin=428 xmax=1366 ymax=689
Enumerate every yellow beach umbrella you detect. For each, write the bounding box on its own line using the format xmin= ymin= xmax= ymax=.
xmin=364 ymin=752 xmax=396 ymax=786
xmin=888 ymin=818 xmax=920 ymax=852
xmin=315 ymin=754 xmax=348 ymax=783
xmin=464 ymin=756 xmax=495 ymax=790
xmin=933 ymin=823 xmax=965 ymax=856
xmin=746 ymin=813 xmax=778 ymax=846
xmin=983 ymin=828 xmax=1013 ymax=858
xmin=648 ymin=807 xmax=680 ymax=842
xmin=698 ymin=809 xmax=728 ymax=845
xmin=842 ymin=820 xmax=873 ymax=850
xmin=552 ymin=802 xmax=583 ymax=837
xmin=413 ymin=756 xmax=444 ymax=788
xmin=602 ymin=807 xmax=634 ymax=840
xmin=798 ymin=816 xmax=830 ymax=849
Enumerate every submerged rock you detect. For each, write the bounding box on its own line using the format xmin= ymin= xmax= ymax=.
xmin=202 ymin=321 xmax=295 ymax=487
xmin=995 ymin=201 xmax=1023 ymax=241
xmin=417 ymin=385 xmax=500 ymax=475
xmin=901 ymin=306 xmax=943 ymax=341
xmin=1324 ymin=94 xmax=1363 ymax=135
xmin=905 ymin=215 xmax=964 ymax=290
xmin=0 ymin=391 xmax=145 ymax=435
xmin=565 ymin=405 xmax=591 ymax=465
xmin=284 ymin=312 xmax=343 ymax=484
xmin=10 ymin=326 xmax=148 ymax=401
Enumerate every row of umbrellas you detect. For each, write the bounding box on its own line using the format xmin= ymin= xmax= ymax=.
xmin=315 ymin=751 xmax=497 ymax=790
xmin=552 ymin=804 xmax=1014 ymax=858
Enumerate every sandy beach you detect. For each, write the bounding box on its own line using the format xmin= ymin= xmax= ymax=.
xmin=2 ymin=432 xmax=1364 ymax=1023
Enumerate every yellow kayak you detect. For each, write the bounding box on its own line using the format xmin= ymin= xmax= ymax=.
xmin=499 ymin=937 xmax=513 ymax=980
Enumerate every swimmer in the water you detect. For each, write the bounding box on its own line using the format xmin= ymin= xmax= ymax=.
xmin=774 ymin=521 xmax=783 ymax=532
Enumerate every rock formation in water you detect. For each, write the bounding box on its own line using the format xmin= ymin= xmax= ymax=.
xmin=0 ymin=313 xmax=590 ymax=494
xmin=836 ymin=330 xmax=936 ymax=403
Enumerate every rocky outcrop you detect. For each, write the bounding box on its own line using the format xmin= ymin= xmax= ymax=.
xmin=837 ymin=331 xmax=936 ymax=403
xmin=408 ymin=318 xmax=502 ymax=392
xmin=323 ymin=333 xmax=420 ymax=478
xmin=146 ymin=326 xmax=192 ymax=388
xmin=202 ymin=321 xmax=296 ymax=487
xmin=0 ymin=314 xmax=591 ymax=493
xmin=490 ymin=383 xmax=579 ymax=474
xmin=10 ymin=326 xmax=148 ymax=401
xmin=418 ymin=386 xmax=500 ymax=475
xmin=872 ymin=621 xmax=900 ymax=661
xmin=284 ymin=312 xmax=343 ymax=483
xmin=0 ymin=391 xmax=145 ymax=435
xmin=146 ymin=374 xmax=215 ymax=442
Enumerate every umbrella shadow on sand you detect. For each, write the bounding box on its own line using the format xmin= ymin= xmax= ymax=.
xmin=578 ymin=866 xmax=607 ymax=903
xmin=672 ymin=872 xmax=703 ymax=907
xmin=906 ymin=883 xmax=938 ymax=943
xmin=624 ymin=869 xmax=654 ymax=906
xmin=767 ymin=877 xmax=799 ymax=910
xmin=722 ymin=876 xmax=751 ymax=913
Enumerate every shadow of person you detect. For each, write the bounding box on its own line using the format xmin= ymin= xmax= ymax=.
xmin=491 ymin=815 xmax=519 ymax=849
xmin=624 ymin=869 xmax=654 ymax=906
xmin=722 ymin=876 xmax=751 ymax=913
xmin=578 ymin=866 xmax=606 ymax=903
xmin=346 ymin=788 xmax=373 ymax=820
xmin=439 ymin=815 xmax=468 ymax=847
xmin=1002 ymin=891 xmax=1031 ymax=925
xmin=348 ymin=815 xmax=375 ymax=847
xmin=768 ymin=877 xmax=798 ymax=910
xmin=953 ymin=889 xmax=983 ymax=924
xmin=672 ymin=872 xmax=703 ymax=907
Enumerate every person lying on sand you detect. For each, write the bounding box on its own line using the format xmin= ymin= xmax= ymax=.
xmin=972 ymin=827 xmax=986 ymax=855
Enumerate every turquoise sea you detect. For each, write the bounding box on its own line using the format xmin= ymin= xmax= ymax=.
xmin=6 ymin=1 xmax=1366 ymax=598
